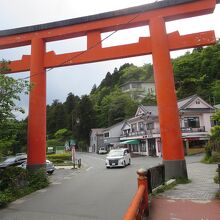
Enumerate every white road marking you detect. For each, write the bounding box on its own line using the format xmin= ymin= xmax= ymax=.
xmin=86 ymin=166 xmax=93 ymax=171
xmin=64 ymin=177 xmax=72 ymax=180
xmin=37 ymin=189 xmax=47 ymax=193
xmin=51 ymin=182 xmax=61 ymax=185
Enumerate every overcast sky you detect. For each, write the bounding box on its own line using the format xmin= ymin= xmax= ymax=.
xmin=0 ymin=0 xmax=219 ymax=118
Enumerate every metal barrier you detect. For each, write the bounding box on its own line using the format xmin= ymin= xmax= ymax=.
xmin=123 ymin=168 xmax=148 ymax=220
xmin=147 ymin=164 xmax=165 ymax=193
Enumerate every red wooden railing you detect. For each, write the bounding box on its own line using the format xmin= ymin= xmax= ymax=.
xmin=123 ymin=169 xmax=148 ymax=220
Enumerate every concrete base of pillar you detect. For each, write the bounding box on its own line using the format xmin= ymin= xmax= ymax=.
xmin=163 ymin=159 xmax=188 ymax=180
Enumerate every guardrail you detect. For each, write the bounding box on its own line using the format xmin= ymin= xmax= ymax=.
xmin=123 ymin=168 xmax=148 ymax=220
xmin=123 ymin=165 xmax=165 ymax=220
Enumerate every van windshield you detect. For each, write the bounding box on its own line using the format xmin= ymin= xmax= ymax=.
xmin=108 ymin=151 xmax=124 ymax=156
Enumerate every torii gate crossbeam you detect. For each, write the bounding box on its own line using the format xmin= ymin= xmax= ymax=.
xmin=0 ymin=0 xmax=217 ymax=178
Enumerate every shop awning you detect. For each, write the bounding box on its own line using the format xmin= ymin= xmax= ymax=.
xmin=120 ymin=140 xmax=140 ymax=145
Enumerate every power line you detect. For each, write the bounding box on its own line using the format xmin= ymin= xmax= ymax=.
xmin=18 ymin=13 xmax=141 ymax=81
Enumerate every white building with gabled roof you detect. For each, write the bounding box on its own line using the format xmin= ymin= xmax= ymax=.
xmin=120 ymin=94 xmax=215 ymax=156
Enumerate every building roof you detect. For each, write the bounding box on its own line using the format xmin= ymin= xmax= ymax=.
xmin=91 ymin=128 xmax=105 ymax=135
xmin=103 ymin=120 xmax=126 ymax=132
xmin=178 ymin=94 xmax=215 ymax=110
xmin=135 ymin=94 xmax=215 ymax=117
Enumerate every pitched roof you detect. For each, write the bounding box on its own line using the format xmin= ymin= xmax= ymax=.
xmin=178 ymin=94 xmax=215 ymax=110
xmin=138 ymin=94 xmax=215 ymax=117
xmin=177 ymin=94 xmax=198 ymax=109
xmin=139 ymin=105 xmax=158 ymax=117
xmin=91 ymin=128 xmax=105 ymax=134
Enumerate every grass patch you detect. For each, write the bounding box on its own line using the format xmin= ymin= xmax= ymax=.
xmin=152 ymin=180 xmax=177 ymax=195
xmin=176 ymin=177 xmax=192 ymax=184
xmin=47 ymin=153 xmax=71 ymax=164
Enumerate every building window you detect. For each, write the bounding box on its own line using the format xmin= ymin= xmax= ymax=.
xmin=131 ymin=123 xmax=137 ymax=132
xmin=196 ymin=99 xmax=200 ymax=104
xmin=138 ymin=122 xmax=144 ymax=131
xmin=132 ymin=83 xmax=141 ymax=89
xmin=104 ymin=132 xmax=109 ymax=137
xmin=133 ymin=144 xmax=138 ymax=152
xmin=146 ymin=123 xmax=154 ymax=130
xmin=122 ymin=84 xmax=130 ymax=91
xmin=184 ymin=117 xmax=200 ymax=128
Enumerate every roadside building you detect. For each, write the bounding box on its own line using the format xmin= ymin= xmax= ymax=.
xmin=102 ymin=121 xmax=125 ymax=152
xmin=120 ymin=81 xmax=155 ymax=101
xmin=90 ymin=94 xmax=216 ymax=156
xmin=120 ymin=95 xmax=215 ymax=156
xmin=89 ymin=128 xmax=105 ymax=153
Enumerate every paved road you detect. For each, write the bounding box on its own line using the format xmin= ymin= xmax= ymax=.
xmin=0 ymin=153 xmax=202 ymax=220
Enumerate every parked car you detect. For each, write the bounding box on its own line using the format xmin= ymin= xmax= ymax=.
xmin=19 ymin=159 xmax=55 ymax=175
xmin=0 ymin=154 xmax=27 ymax=169
xmin=98 ymin=147 xmax=107 ymax=154
xmin=105 ymin=148 xmax=131 ymax=168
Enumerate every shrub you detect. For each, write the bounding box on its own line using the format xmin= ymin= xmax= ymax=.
xmin=0 ymin=167 xmax=27 ymax=192
xmin=47 ymin=153 xmax=71 ymax=163
xmin=211 ymin=151 xmax=220 ymax=163
xmin=27 ymin=168 xmax=49 ymax=190
xmin=0 ymin=167 xmax=49 ymax=208
xmin=214 ymin=175 xmax=219 ymax=184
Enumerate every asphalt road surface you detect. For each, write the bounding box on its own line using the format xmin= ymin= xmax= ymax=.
xmin=0 ymin=153 xmax=203 ymax=220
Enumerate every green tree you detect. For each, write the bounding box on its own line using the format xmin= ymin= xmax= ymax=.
xmin=173 ymin=41 xmax=220 ymax=101
xmin=0 ymin=60 xmax=29 ymax=123
xmin=76 ymin=95 xmax=96 ymax=145
xmin=0 ymin=60 xmax=29 ymax=156
xmin=212 ymin=80 xmax=220 ymax=104
xmin=63 ymin=93 xmax=80 ymax=132
xmin=141 ymin=93 xmax=157 ymax=106
xmin=47 ymin=100 xmax=66 ymax=135
xmin=209 ymin=111 xmax=220 ymax=152
xmin=97 ymin=90 xmax=138 ymax=127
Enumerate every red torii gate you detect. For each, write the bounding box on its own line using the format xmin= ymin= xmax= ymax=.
xmin=0 ymin=0 xmax=217 ymax=178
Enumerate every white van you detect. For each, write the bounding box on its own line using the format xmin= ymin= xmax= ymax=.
xmin=105 ymin=148 xmax=131 ymax=168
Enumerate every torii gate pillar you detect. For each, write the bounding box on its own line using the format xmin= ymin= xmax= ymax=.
xmin=150 ymin=18 xmax=187 ymax=179
xmin=27 ymin=38 xmax=46 ymax=170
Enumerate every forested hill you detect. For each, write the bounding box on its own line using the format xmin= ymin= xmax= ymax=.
xmin=91 ymin=40 xmax=220 ymax=105
xmin=173 ymin=41 xmax=220 ymax=103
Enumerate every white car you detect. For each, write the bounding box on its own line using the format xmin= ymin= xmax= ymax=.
xmin=98 ymin=147 xmax=107 ymax=154
xmin=105 ymin=148 xmax=131 ymax=168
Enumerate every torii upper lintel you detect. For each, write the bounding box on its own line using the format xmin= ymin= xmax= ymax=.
xmin=0 ymin=0 xmax=218 ymax=179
